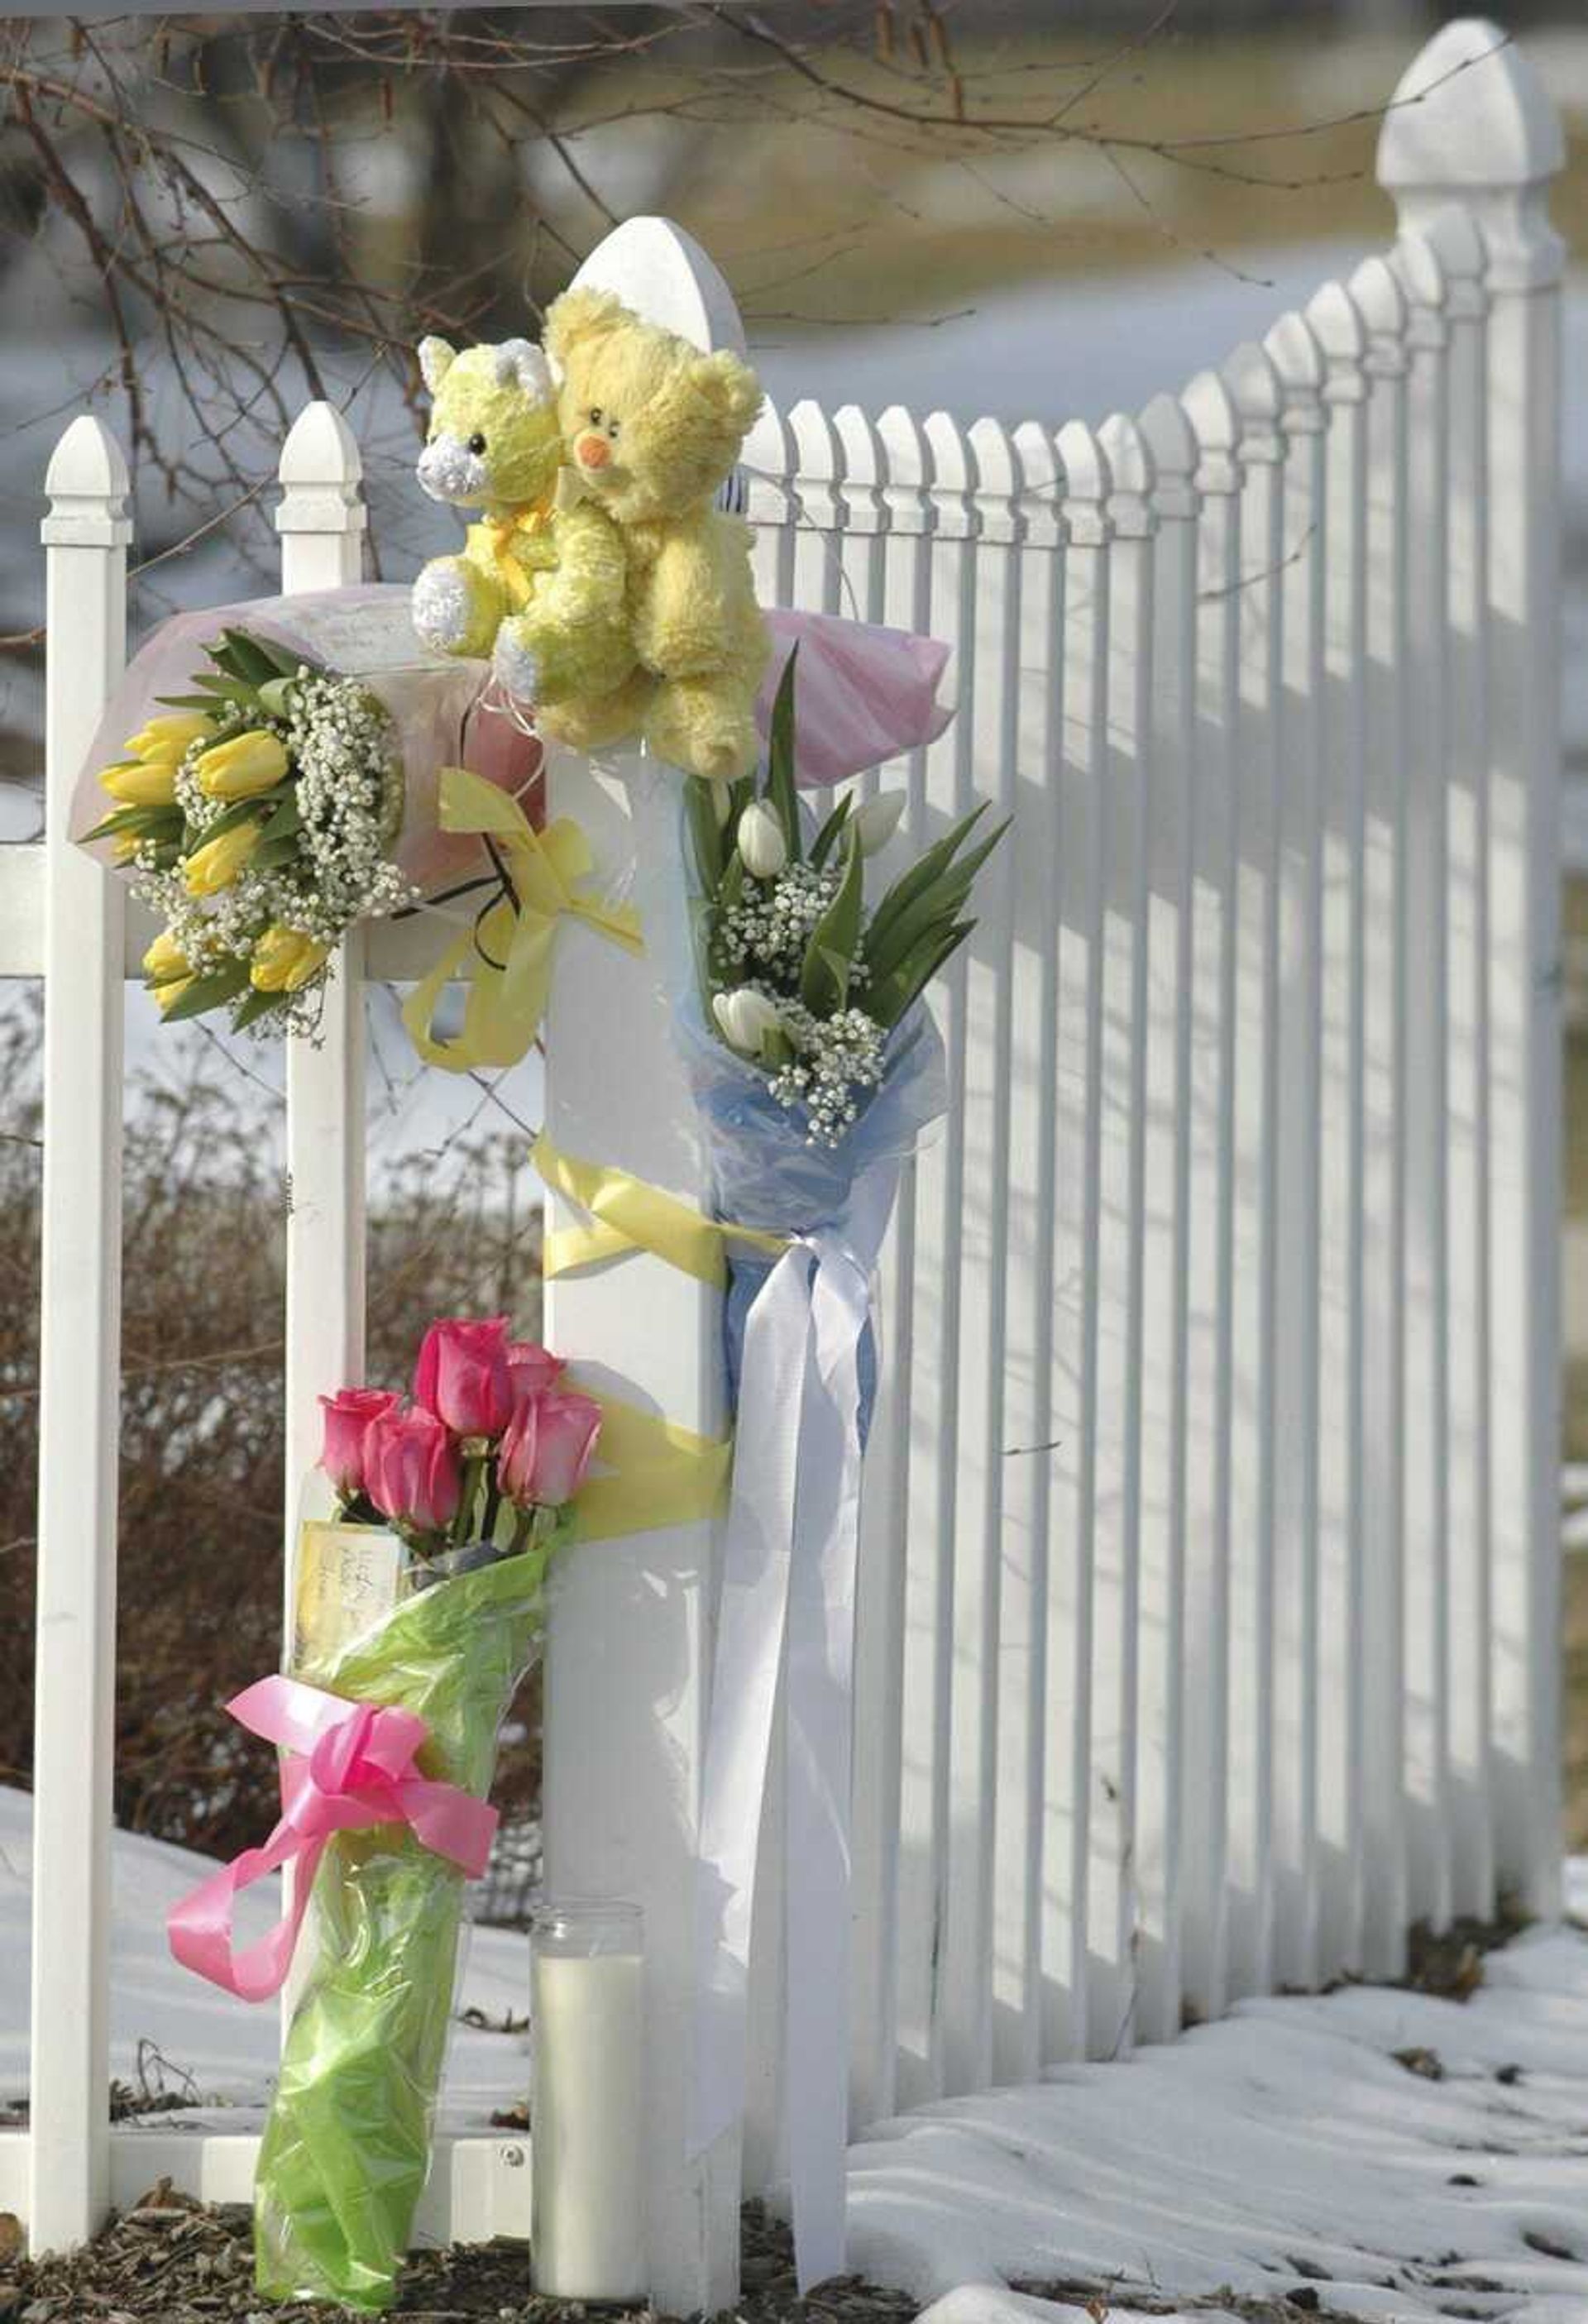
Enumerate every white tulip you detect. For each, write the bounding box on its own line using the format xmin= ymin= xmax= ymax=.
xmin=737 ymin=799 xmax=788 ymax=878
xmin=713 ymin=986 xmax=784 ymax=1056
xmin=853 ymin=791 xmax=906 ymax=856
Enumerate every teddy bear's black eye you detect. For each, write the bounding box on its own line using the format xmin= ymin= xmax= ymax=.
xmin=608 ymin=418 xmax=620 ymax=440
xmin=467 ymin=432 xmax=487 ymax=456
xmin=589 ymin=408 xmax=603 ymax=428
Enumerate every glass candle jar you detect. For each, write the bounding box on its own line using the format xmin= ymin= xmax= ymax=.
xmin=529 ymin=1900 xmax=646 ymax=2302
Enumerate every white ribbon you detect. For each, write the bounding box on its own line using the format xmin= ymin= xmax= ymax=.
xmin=691 ymin=1159 xmax=900 ymax=2292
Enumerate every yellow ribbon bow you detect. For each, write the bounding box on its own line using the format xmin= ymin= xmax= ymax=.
xmin=403 ymin=766 xmax=643 ymax=1072
xmin=467 ymin=500 xmax=555 ymax=611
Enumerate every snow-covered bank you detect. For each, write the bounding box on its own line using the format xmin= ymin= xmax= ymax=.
xmin=0 ymin=1785 xmax=531 ymax=2130
xmin=850 ymin=1927 xmax=1588 ymax=2324
xmin=10 ymin=1782 xmax=1588 ymax=2320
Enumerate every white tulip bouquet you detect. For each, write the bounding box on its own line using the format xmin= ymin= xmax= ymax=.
xmin=686 ymin=653 xmax=1005 ymax=1148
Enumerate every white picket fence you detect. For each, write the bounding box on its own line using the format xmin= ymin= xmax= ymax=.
xmin=0 ymin=15 xmax=1567 ymax=2314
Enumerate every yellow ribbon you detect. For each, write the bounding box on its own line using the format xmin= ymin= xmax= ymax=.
xmin=467 ymin=500 xmax=555 ymax=611
xmin=572 ymin=1391 xmax=732 ymax=1543
xmin=403 ymin=766 xmax=643 ymax=1073
xmin=533 ymin=1133 xmax=785 ymax=1290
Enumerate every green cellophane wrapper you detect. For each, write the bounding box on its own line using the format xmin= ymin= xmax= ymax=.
xmin=253 ymin=1542 xmax=553 ymax=2312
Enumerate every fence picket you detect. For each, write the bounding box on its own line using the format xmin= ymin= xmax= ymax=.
xmin=1134 ymin=390 xmax=1199 ymax=2045
xmin=1423 ymin=204 xmax=1497 ymax=1923
xmin=1351 ymin=251 xmax=1413 ymax=1977
xmin=868 ymin=400 xmax=943 ymax=2113
xmin=276 ymin=402 xmax=369 ymax=1638
xmin=998 ymin=417 xmax=1066 ymax=2085
xmin=1177 ymin=366 xmax=1242 ymax=2026
xmin=1221 ymin=337 xmax=1285 ymax=2002
xmin=1263 ymin=306 xmax=1328 ymax=1992
xmin=1392 ymin=227 xmax=1457 ymax=1937
xmin=1304 ymin=275 xmax=1371 ymax=1974
xmin=1048 ymin=418 xmax=1113 ymax=2062
xmin=27 ymin=418 xmax=130 ymax=2254
xmin=1088 ymin=411 xmax=1155 ymax=2059
xmin=921 ymin=404 xmax=994 ymax=2098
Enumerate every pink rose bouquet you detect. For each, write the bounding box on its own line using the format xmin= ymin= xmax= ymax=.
xmin=317 ymin=1313 xmax=600 ymax=1580
xmin=255 ymin=1316 xmax=603 ymax=2309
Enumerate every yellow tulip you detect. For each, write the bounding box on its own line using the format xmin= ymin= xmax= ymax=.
xmin=194 ymin=730 xmax=289 ymax=801
xmin=111 ymin=833 xmax=141 ymax=866
xmin=100 ymin=758 xmax=178 ymax=807
xmin=124 ymin=713 xmax=213 ymax=764
xmin=142 ymin=928 xmax=190 ymax=987
xmin=182 ymin=821 xmax=261 ymax=897
xmin=155 ymin=973 xmax=198 ymax=1016
xmin=250 ymin=925 xmax=330 ymax=993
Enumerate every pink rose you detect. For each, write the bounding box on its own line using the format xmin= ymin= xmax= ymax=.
xmin=499 ymin=1388 xmax=602 ymax=1510
xmin=318 ymin=1387 xmax=399 ymax=1499
xmin=413 ymin=1315 xmax=514 ymax=1438
xmin=496 ymin=1395 xmax=539 ymax=1507
xmin=507 ymin=1339 xmax=564 ymax=1406
xmin=365 ymin=1405 xmax=462 ymax=1535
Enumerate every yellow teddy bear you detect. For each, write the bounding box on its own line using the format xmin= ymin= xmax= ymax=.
xmin=410 ymin=335 xmax=634 ymax=714
xmin=523 ymin=288 xmax=770 ymax=785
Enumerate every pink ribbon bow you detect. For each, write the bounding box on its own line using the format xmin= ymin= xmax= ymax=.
xmin=167 ymin=1675 xmax=498 ymax=2001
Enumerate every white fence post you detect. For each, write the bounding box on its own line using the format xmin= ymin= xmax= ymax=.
xmin=275 ymin=404 xmax=369 ymax=1623
xmin=28 ymin=416 xmax=131 ymax=2251
xmin=1380 ymin=17 xmax=1566 ymax=1921
xmin=540 ymin=217 xmax=742 ymax=2317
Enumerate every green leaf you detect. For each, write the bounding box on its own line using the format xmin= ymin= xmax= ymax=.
xmin=718 ymin=849 xmax=745 ymax=918
xmin=863 ymin=822 xmax=1007 ymax=988
xmin=196 ymin=798 xmax=270 ymax=845
xmin=765 ymin=647 xmax=802 ymax=863
xmin=809 ymin=793 xmax=853 ymax=870
xmin=154 ymin=692 xmax=229 ymax=713
xmin=683 ymin=777 xmax=725 ymax=896
xmin=251 ymin=834 xmax=303 ymax=872
xmin=81 ymin=801 xmax=184 ymax=845
xmin=154 ymin=959 xmax=252 ymax=1024
xmin=800 ymin=825 xmax=864 ymax=1014
xmin=257 ymin=787 xmax=303 ymax=843
xmin=231 ymin=984 xmax=288 ymax=1032
xmin=866 ymin=802 xmax=990 ymax=954
xmin=218 ymin=628 xmax=289 ymax=687
xmin=869 ymin=918 xmax=976 ymax=1027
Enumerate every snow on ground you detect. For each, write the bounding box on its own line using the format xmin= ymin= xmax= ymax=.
xmin=850 ymin=1927 xmax=1588 ymax=2324
xmin=12 ymin=1785 xmax=1588 ymax=2320
xmin=0 ymin=1785 xmax=532 ymax=2133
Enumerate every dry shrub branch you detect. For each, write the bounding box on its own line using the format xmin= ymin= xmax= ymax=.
xmin=0 ymin=991 xmax=545 ymax=1858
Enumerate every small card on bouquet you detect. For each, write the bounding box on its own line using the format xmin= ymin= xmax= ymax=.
xmin=289 ymin=1520 xmax=412 ymax=1676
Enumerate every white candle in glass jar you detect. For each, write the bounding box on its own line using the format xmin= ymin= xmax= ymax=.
xmin=530 ymin=1903 xmax=646 ymax=2302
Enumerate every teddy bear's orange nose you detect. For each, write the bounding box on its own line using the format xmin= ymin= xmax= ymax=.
xmin=576 ymin=433 xmax=612 ymax=471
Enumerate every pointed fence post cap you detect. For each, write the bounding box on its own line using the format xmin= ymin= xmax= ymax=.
xmin=1377 ymin=20 xmax=1563 ymax=193
xmin=275 ymin=399 xmax=366 ymax=538
xmin=43 ymin=414 xmax=131 ymax=548
xmin=569 ymin=217 xmax=745 ymax=356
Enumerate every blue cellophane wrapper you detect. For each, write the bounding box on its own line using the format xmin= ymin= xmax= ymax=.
xmin=676 ymin=995 xmax=947 ymax=1437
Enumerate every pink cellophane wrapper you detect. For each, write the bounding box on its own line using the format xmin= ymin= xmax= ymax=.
xmin=760 ymin=609 xmax=953 ymax=789
xmin=72 ymin=587 xmax=949 ymax=877
xmin=70 ymin=584 xmax=543 ymax=895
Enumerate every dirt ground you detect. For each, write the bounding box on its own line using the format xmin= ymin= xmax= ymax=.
xmin=0 ymin=2197 xmax=925 ymax=2324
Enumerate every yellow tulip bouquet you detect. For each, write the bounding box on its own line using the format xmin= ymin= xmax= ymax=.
xmin=83 ymin=627 xmax=414 ymax=1033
